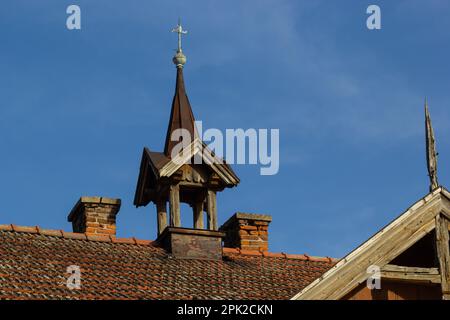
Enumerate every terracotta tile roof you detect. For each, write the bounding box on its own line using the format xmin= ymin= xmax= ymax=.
xmin=0 ymin=225 xmax=336 ymax=300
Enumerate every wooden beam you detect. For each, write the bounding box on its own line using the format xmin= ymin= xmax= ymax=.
xmin=441 ymin=209 xmax=450 ymax=222
xmin=381 ymin=264 xmax=440 ymax=284
xmin=193 ymin=200 xmax=204 ymax=229
xmin=439 ymin=197 xmax=450 ymax=233
xmin=435 ymin=214 xmax=450 ymax=299
xmin=179 ymin=181 xmax=205 ymax=188
xmin=169 ymin=184 xmax=181 ymax=227
xmin=327 ymin=213 xmax=437 ymax=299
xmin=292 ymin=193 xmax=443 ymax=300
xmin=156 ymin=200 xmax=167 ymax=235
xmin=206 ymin=190 xmax=217 ymax=231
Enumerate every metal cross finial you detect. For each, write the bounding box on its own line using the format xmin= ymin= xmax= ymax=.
xmin=172 ymin=19 xmax=188 ymax=53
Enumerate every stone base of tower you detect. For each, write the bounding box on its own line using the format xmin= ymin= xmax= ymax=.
xmin=156 ymin=227 xmax=225 ymax=260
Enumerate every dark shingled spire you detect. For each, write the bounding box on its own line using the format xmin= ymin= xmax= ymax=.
xmin=164 ymin=67 xmax=198 ymax=157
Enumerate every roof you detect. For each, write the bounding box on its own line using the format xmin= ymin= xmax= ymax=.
xmin=158 ymin=139 xmax=240 ymax=185
xmin=133 ymin=148 xmax=170 ymax=207
xmin=164 ymin=67 xmax=198 ymax=157
xmin=134 ymin=140 xmax=240 ymax=207
xmin=145 ymin=149 xmax=171 ymax=171
xmin=292 ymin=187 xmax=450 ymax=300
xmin=0 ymin=224 xmax=335 ymax=300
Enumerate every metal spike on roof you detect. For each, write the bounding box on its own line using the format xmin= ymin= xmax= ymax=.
xmin=425 ymin=98 xmax=439 ymax=191
xmin=164 ymin=22 xmax=198 ymax=157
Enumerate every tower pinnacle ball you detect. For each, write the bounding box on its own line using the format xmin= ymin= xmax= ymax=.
xmin=172 ymin=51 xmax=186 ymax=67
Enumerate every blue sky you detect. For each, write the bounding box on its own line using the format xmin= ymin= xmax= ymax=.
xmin=1 ymin=0 xmax=450 ymax=258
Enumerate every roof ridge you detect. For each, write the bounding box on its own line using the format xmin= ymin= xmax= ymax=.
xmin=222 ymin=247 xmax=338 ymax=263
xmin=0 ymin=224 xmax=338 ymax=263
xmin=0 ymin=224 xmax=154 ymax=246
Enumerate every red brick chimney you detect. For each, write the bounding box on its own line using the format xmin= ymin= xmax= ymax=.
xmin=68 ymin=197 xmax=121 ymax=237
xmin=220 ymin=213 xmax=272 ymax=252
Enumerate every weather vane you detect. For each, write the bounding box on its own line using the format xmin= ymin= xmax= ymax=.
xmin=172 ymin=18 xmax=188 ymax=53
xmin=171 ymin=19 xmax=188 ymax=67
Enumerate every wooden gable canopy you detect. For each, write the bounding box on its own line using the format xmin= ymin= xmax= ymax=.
xmin=292 ymin=187 xmax=450 ymax=300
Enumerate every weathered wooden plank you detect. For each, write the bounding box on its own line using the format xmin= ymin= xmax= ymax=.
xmin=169 ymin=184 xmax=181 ymax=227
xmin=159 ymin=139 xmax=239 ymax=186
xmin=435 ymin=214 xmax=450 ymax=299
xmin=440 ymin=208 xmax=450 ymax=222
xmin=178 ymin=181 xmax=205 ymax=188
xmin=294 ymin=194 xmax=442 ymax=300
xmin=156 ymin=200 xmax=167 ymax=235
xmin=381 ymin=273 xmax=440 ymax=284
xmin=160 ymin=139 xmax=199 ymax=178
xmin=193 ymin=200 xmax=204 ymax=229
xmin=328 ymin=217 xmax=437 ymax=300
xmin=206 ymin=190 xmax=217 ymax=231
xmin=438 ymin=196 xmax=450 ymax=233
xmin=381 ymin=264 xmax=440 ymax=284
xmin=382 ymin=264 xmax=439 ymax=274
xmin=326 ymin=203 xmax=439 ymax=299
xmin=425 ymin=101 xmax=439 ymax=191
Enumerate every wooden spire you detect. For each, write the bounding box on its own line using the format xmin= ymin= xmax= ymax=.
xmin=163 ymin=57 xmax=199 ymax=158
xmin=425 ymin=98 xmax=439 ymax=191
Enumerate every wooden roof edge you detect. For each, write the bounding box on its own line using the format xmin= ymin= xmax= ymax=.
xmin=134 ymin=140 xmax=240 ymax=208
xmin=133 ymin=147 xmax=165 ymax=207
xmin=291 ymin=187 xmax=445 ymax=300
xmin=133 ymin=148 xmax=149 ymax=207
xmin=200 ymin=141 xmax=240 ymax=185
xmin=158 ymin=139 xmax=240 ymax=186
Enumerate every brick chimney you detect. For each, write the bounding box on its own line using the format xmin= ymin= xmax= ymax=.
xmin=220 ymin=213 xmax=272 ymax=252
xmin=68 ymin=197 xmax=121 ymax=237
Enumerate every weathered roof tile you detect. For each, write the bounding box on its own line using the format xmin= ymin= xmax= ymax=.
xmin=0 ymin=227 xmax=334 ymax=300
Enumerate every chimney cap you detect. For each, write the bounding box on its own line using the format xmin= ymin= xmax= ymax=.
xmin=220 ymin=212 xmax=272 ymax=252
xmin=68 ymin=196 xmax=121 ymax=222
xmin=221 ymin=212 xmax=272 ymax=229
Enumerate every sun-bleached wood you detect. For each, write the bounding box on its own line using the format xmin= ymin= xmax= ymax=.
xmin=292 ymin=188 xmax=444 ymax=300
xmin=425 ymin=101 xmax=439 ymax=191
xmin=159 ymin=139 xmax=239 ymax=186
xmin=156 ymin=200 xmax=168 ymax=235
xmin=207 ymin=190 xmax=217 ymax=231
xmin=435 ymin=214 xmax=450 ymax=299
xmin=381 ymin=264 xmax=440 ymax=284
xmin=193 ymin=200 xmax=204 ymax=229
xmin=169 ymin=184 xmax=181 ymax=227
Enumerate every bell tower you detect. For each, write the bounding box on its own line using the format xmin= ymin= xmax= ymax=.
xmin=133 ymin=21 xmax=239 ymax=255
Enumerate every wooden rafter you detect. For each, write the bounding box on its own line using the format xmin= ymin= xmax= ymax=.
xmin=159 ymin=139 xmax=239 ymax=186
xmin=435 ymin=214 xmax=450 ymax=300
xmin=292 ymin=188 xmax=444 ymax=300
xmin=381 ymin=264 xmax=440 ymax=284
